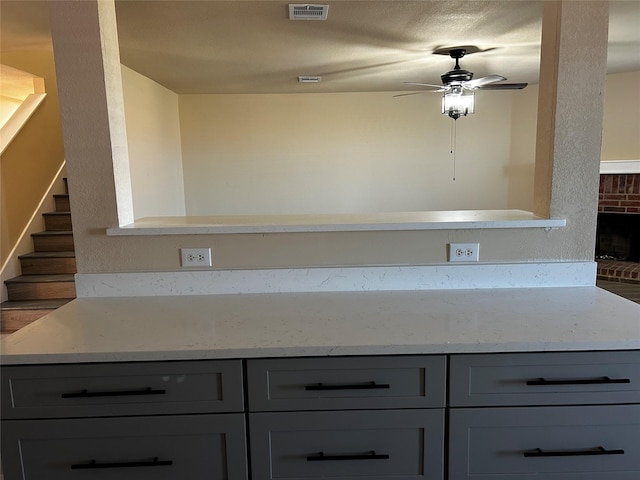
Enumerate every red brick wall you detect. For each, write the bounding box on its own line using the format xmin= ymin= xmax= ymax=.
xmin=599 ymin=174 xmax=640 ymax=213
xmin=597 ymin=173 xmax=640 ymax=283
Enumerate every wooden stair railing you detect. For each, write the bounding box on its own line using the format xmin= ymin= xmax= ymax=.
xmin=1 ymin=179 xmax=76 ymax=334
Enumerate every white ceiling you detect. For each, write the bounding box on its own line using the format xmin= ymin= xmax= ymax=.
xmin=1 ymin=0 xmax=639 ymax=94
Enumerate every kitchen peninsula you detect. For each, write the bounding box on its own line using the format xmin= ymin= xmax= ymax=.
xmin=1 ymin=286 xmax=639 ymax=363
xmin=1 ymin=285 xmax=639 ymax=479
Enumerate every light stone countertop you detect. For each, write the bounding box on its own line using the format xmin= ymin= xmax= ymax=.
xmin=106 ymin=210 xmax=566 ymax=235
xmin=1 ymin=287 xmax=638 ymax=365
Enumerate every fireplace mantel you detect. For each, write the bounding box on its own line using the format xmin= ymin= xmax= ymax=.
xmin=600 ymin=160 xmax=640 ymax=174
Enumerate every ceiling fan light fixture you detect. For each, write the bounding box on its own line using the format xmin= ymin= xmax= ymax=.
xmin=442 ymin=87 xmax=475 ymax=120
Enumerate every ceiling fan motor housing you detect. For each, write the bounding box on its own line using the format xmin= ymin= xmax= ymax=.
xmin=441 ymin=69 xmax=473 ymax=85
xmin=441 ymin=48 xmax=473 ymax=85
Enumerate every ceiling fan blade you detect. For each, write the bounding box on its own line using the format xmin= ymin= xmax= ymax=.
xmin=393 ymin=91 xmax=432 ymax=97
xmin=403 ymin=81 xmax=445 ymax=89
xmin=478 ymin=82 xmax=529 ymax=90
xmin=464 ymin=74 xmax=507 ymax=88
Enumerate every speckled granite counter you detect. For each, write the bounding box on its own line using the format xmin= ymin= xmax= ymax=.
xmin=1 ymin=287 xmax=638 ymax=365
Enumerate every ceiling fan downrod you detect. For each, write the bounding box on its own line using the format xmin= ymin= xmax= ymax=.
xmin=441 ymin=49 xmax=474 ymax=84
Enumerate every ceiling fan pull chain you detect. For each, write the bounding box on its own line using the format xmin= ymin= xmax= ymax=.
xmin=450 ymin=120 xmax=457 ymax=181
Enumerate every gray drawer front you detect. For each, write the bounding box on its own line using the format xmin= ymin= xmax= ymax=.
xmin=247 ymin=355 xmax=446 ymax=411
xmin=449 ymin=404 xmax=640 ymax=480
xmin=0 ymin=360 xmax=244 ymax=419
xmin=449 ymin=351 xmax=640 ymax=406
xmin=0 ymin=414 xmax=247 ymax=480
xmin=250 ymin=409 xmax=444 ymax=480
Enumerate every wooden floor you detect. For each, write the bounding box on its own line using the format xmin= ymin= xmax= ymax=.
xmin=597 ymin=279 xmax=640 ymax=304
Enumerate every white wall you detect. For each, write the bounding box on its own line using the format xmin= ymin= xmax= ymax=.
xmin=121 ymin=65 xmax=185 ymax=218
xmin=179 ymin=90 xmax=520 ymax=215
xmin=508 ymin=83 xmax=539 ymax=211
xmin=128 ymin=70 xmax=639 ymax=218
xmin=601 ymin=71 xmax=640 ymax=160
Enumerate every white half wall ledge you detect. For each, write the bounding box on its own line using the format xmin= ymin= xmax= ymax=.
xmin=600 ymin=160 xmax=640 ymax=174
xmin=75 ymin=262 xmax=596 ymax=297
xmin=106 ymin=209 xmax=567 ymax=235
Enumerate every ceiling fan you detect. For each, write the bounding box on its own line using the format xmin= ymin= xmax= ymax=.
xmin=396 ymin=47 xmax=528 ymax=120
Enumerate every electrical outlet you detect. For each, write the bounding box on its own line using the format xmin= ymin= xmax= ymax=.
xmin=448 ymin=243 xmax=479 ymax=262
xmin=180 ymin=248 xmax=212 ymax=267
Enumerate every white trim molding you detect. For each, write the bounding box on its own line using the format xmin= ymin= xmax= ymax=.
xmin=0 ymin=93 xmax=47 ymax=155
xmin=600 ymin=160 xmax=640 ymax=174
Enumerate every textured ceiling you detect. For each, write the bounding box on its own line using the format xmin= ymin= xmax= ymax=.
xmin=1 ymin=1 xmax=639 ymax=94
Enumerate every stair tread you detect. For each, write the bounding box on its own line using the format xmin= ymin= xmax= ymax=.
xmin=43 ymin=211 xmax=71 ymax=216
xmin=53 ymin=193 xmax=69 ymax=197
xmin=19 ymin=251 xmax=76 ymax=259
xmin=31 ymin=230 xmax=73 ymax=236
xmin=1 ymin=299 xmax=74 ymax=311
xmin=5 ymin=274 xmax=76 ymax=284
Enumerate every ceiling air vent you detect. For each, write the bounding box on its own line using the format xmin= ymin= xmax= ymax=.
xmin=289 ymin=4 xmax=329 ymax=20
xmin=298 ymin=76 xmax=322 ymax=83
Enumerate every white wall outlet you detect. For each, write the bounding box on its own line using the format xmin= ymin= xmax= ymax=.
xmin=448 ymin=243 xmax=480 ymax=262
xmin=180 ymin=248 xmax=212 ymax=267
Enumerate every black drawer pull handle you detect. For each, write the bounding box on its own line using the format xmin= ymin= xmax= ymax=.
xmin=307 ymin=451 xmax=390 ymax=461
xmin=61 ymin=387 xmax=167 ymax=398
xmin=71 ymin=457 xmax=173 ymax=469
xmin=524 ymin=446 xmax=625 ymax=458
xmin=305 ymin=381 xmax=390 ymax=391
xmin=526 ymin=376 xmax=630 ymax=386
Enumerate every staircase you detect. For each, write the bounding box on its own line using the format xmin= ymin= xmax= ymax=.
xmin=1 ymin=180 xmax=76 ymax=334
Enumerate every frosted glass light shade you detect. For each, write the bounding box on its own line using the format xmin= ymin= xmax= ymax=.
xmin=442 ymin=88 xmax=475 ymax=120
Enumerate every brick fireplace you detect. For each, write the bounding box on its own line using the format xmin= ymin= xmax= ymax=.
xmin=596 ymin=173 xmax=640 ymax=283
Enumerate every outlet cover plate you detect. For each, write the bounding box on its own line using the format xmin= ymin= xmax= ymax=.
xmin=180 ymin=248 xmax=212 ymax=267
xmin=448 ymin=243 xmax=479 ymax=262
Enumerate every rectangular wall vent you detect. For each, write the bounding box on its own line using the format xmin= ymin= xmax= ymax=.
xmin=289 ymin=4 xmax=329 ymax=20
xmin=298 ymin=76 xmax=322 ymax=83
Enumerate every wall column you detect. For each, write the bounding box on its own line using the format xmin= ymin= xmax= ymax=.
xmin=48 ymin=0 xmax=133 ymax=270
xmin=533 ymin=1 xmax=609 ymax=259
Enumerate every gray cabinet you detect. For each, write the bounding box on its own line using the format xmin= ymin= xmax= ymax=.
xmin=449 ymin=405 xmax=640 ymax=480
xmin=250 ymin=410 xmax=444 ymax=480
xmin=1 ymin=414 xmax=247 ymax=480
xmin=2 ymin=351 xmax=638 ymax=480
xmin=1 ymin=360 xmax=244 ymax=418
xmin=247 ymin=355 xmax=447 ymax=480
xmin=247 ymin=355 xmax=446 ymax=411
xmin=449 ymin=351 xmax=640 ymax=407
xmin=0 ymin=360 xmax=248 ymax=480
xmin=448 ymin=351 xmax=640 ymax=480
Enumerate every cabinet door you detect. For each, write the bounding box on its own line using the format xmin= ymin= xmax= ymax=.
xmin=449 ymin=351 xmax=640 ymax=407
xmin=247 ymin=355 xmax=446 ymax=411
xmin=249 ymin=409 xmax=444 ymax=480
xmin=1 ymin=360 xmax=244 ymax=419
xmin=1 ymin=414 xmax=247 ymax=480
xmin=449 ymin=404 xmax=640 ymax=480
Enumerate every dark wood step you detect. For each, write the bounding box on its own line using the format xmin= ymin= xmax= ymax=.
xmin=5 ymin=274 xmax=76 ymax=301
xmin=63 ymin=177 xmax=69 ymax=194
xmin=19 ymin=251 xmax=77 ymax=275
xmin=31 ymin=231 xmax=74 ymax=252
xmin=1 ymin=299 xmax=74 ymax=333
xmin=53 ymin=194 xmax=70 ymax=212
xmin=43 ymin=211 xmax=72 ymax=231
